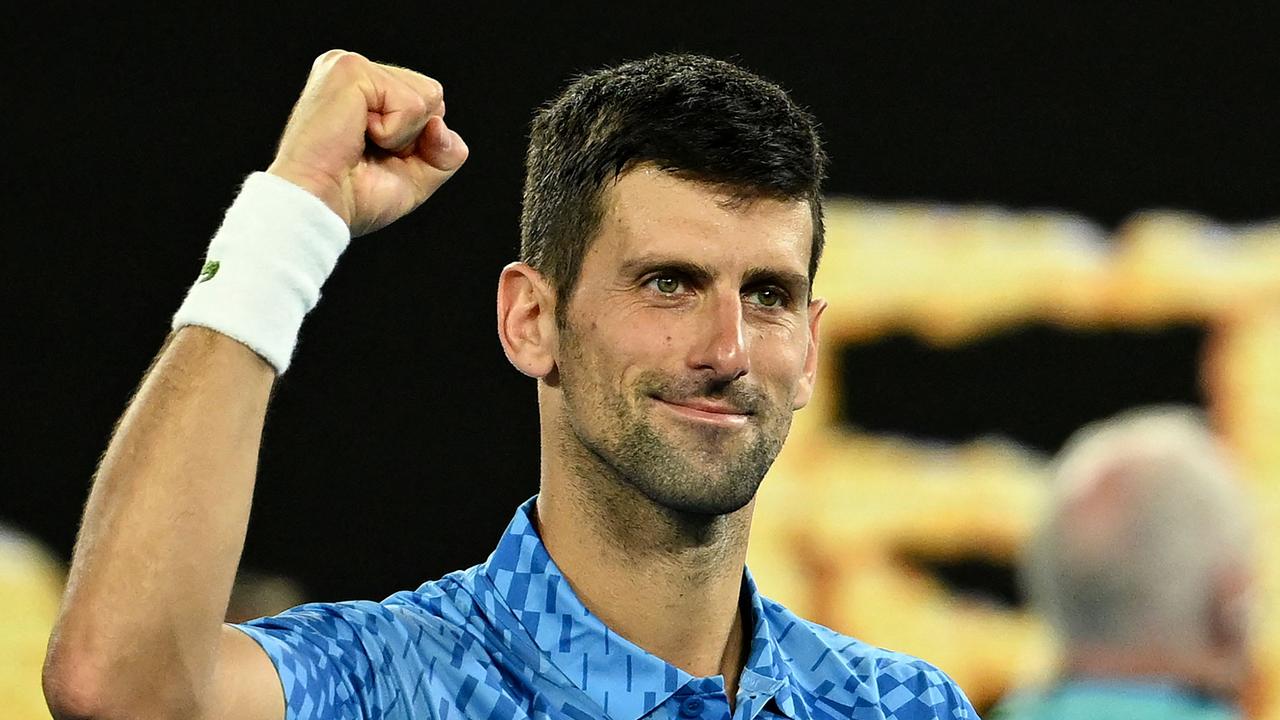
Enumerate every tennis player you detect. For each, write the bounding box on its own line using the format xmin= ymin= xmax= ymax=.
xmin=45 ymin=50 xmax=976 ymax=720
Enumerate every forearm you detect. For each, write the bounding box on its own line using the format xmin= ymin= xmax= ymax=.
xmin=43 ymin=50 xmax=463 ymax=720
xmin=45 ymin=325 xmax=274 ymax=717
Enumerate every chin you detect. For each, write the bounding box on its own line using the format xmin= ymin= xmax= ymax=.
xmin=634 ymin=475 xmax=763 ymax=518
xmin=663 ymin=495 xmax=755 ymax=518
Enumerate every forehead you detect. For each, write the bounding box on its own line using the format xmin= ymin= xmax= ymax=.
xmin=589 ymin=166 xmax=813 ymax=273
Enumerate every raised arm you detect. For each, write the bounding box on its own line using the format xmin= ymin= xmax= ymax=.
xmin=42 ymin=51 xmax=467 ymax=720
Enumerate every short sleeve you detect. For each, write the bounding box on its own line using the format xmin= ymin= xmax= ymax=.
xmin=871 ymin=656 xmax=980 ymax=720
xmin=234 ymin=600 xmax=394 ymax=720
xmin=940 ymin=675 xmax=979 ymax=719
xmin=919 ymin=662 xmax=979 ymax=719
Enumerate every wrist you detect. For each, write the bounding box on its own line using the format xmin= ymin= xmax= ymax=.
xmin=171 ymin=172 xmax=352 ymax=374
xmin=265 ymin=160 xmax=351 ymax=228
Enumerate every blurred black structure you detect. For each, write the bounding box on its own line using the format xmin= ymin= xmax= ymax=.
xmin=5 ymin=5 xmax=1278 ymax=602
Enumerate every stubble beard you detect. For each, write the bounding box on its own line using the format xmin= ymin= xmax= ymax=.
xmin=557 ymin=347 xmax=792 ymax=519
xmin=601 ymin=404 xmax=786 ymax=516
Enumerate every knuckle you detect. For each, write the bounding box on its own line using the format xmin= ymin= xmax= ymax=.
xmin=329 ymin=52 xmax=368 ymax=74
xmin=312 ymin=48 xmax=346 ymax=67
xmin=425 ymin=76 xmax=444 ymax=100
xmin=312 ymin=49 xmax=367 ymax=77
xmin=403 ymin=70 xmax=443 ymax=102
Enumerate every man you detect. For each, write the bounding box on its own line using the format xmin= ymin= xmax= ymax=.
xmin=44 ymin=50 xmax=976 ymax=719
xmin=992 ymin=407 xmax=1256 ymax=720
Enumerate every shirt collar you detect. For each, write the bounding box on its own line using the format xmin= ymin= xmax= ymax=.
xmin=739 ymin=570 xmax=800 ymax=719
xmin=481 ymin=497 xmax=798 ymax=720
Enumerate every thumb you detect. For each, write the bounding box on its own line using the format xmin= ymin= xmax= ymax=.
xmin=367 ymin=107 xmax=430 ymax=155
xmin=416 ymin=115 xmax=469 ymax=172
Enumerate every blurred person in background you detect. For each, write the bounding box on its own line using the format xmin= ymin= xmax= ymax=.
xmin=0 ymin=523 xmax=63 ymax=719
xmin=992 ymin=406 xmax=1257 ymax=720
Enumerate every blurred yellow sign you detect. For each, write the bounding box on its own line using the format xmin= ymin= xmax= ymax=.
xmin=0 ymin=531 xmax=62 ymax=719
xmin=749 ymin=199 xmax=1280 ymax=717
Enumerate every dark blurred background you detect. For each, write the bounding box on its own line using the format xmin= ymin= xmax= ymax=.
xmin=6 ymin=3 xmax=1279 ymax=603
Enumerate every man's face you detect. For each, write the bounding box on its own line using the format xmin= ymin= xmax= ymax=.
xmin=554 ymin=166 xmax=823 ymax=516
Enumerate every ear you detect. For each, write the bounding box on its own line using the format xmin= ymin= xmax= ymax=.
xmin=1209 ymin=561 xmax=1253 ymax=653
xmin=497 ymin=262 xmax=558 ymax=378
xmin=791 ymin=297 xmax=827 ymax=410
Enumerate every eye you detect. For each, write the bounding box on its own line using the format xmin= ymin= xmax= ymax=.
xmin=649 ymin=276 xmax=683 ymax=294
xmin=747 ymin=287 xmax=787 ymax=308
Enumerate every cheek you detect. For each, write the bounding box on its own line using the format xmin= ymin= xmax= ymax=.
xmin=611 ymin=320 xmax=682 ymax=387
xmin=568 ymin=312 xmax=666 ymax=390
xmin=597 ymin=306 xmax=680 ymax=352
xmin=749 ymin=327 xmax=810 ymax=387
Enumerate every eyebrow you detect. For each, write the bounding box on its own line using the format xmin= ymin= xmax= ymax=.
xmin=620 ymin=257 xmax=714 ymax=283
xmin=743 ymin=266 xmax=810 ymax=296
xmin=619 ymin=255 xmax=809 ymax=294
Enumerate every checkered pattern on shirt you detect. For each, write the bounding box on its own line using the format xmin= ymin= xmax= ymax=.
xmin=237 ymin=497 xmax=976 ymax=720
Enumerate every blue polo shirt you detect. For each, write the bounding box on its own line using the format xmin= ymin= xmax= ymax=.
xmin=237 ymin=498 xmax=976 ymax=719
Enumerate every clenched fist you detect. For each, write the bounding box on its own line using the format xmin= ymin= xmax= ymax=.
xmin=267 ymin=50 xmax=469 ymax=237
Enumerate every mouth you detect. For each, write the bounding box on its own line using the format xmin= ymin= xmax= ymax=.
xmin=651 ymin=396 xmax=753 ymax=427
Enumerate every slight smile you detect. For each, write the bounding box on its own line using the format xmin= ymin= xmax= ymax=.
xmin=651 ymin=396 xmax=752 ymax=427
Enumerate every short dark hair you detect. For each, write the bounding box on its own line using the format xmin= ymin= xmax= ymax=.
xmin=519 ymin=53 xmax=828 ymax=324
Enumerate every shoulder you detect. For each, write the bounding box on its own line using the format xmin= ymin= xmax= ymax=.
xmin=985 ymin=689 xmax=1046 ymax=720
xmin=988 ymin=682 xmax=1242 ymax=720
xmin=237 ymin=569 xmax=497 ymax=678
xmin=237 ymin=566 xmax=539 ymax=719
xmin=761 ymin=597 xmax=976 ymax=719
xmin=245 ymin=568 xmax=481 ymax=645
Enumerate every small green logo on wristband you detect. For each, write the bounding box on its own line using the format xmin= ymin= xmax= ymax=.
xmin=198 ymin=260 xmax=221 ymax=283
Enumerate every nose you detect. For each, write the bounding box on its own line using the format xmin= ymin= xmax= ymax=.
xmin=687 ymin=291 xmax=750 ymax=381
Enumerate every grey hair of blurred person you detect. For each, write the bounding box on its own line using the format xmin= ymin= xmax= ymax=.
xmin=1023 ymin=405 xmax=1254 ymax=657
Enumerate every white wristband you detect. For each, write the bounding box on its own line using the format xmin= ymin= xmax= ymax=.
xmin=171 ymin=172 xmax=351 ymax=374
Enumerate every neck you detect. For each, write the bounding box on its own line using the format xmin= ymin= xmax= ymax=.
xmin=535 ymin=446 xmax=754 ymax=699
xmin=1062 ymin=641 xmax=1247 ymax=706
